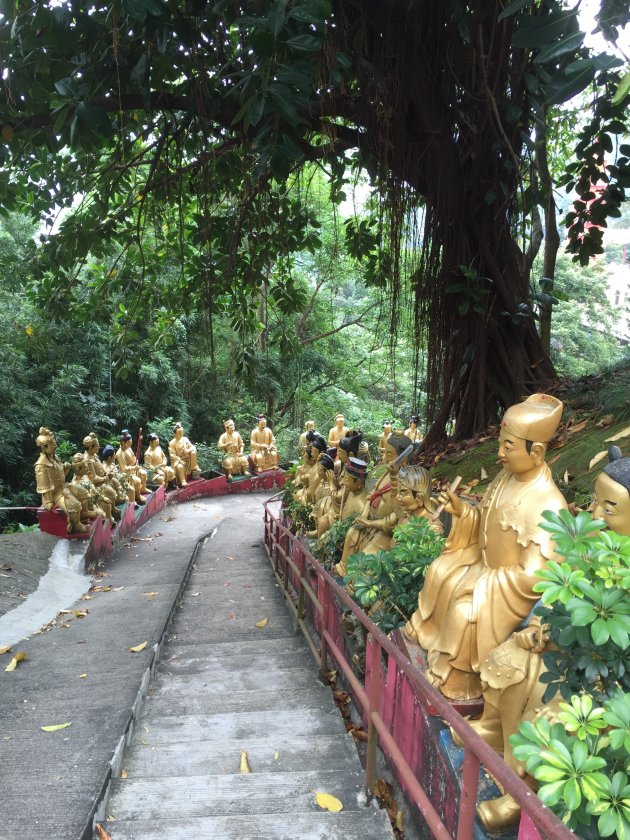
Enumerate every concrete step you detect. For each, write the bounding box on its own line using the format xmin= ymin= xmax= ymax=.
xmin=162 ymin=636 xmax=310 ymax=659
xmin=101 ymin=808 xmax=393 ymax=840
xmin=149 ymin=666 xmax=322 ymax=697
xmin=144 ymin=683 xmax=331 ymax=716
xmin=120 ymin=733 xmax=360 ymax=778
xmin=157 ymin=647 xmax=310 ymax=676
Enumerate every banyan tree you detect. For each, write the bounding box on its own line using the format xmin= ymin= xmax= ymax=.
xmin=0 ymin=0 xmax=627 ymax=442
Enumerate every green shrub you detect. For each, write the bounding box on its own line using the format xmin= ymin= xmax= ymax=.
xmin=313 ymin=513 xmax=358 ymax=569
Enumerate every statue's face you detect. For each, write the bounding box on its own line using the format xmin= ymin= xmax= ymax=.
xmin=384 ymin=442 xmax=398 ymax=465
xmin=258 ymin=418 xmax=266 ymax=429
xmin=397 ymin=484 xmax=419 ymax=511
xmin=175 ymin=427 xmax=183 ymax=439
xmin=342 ymin=472 xmax=360 ymax=490
xmin=592 ymin=472 xmax=630 ymax=537
xmin=150 ymin=439 xmax=159 ymax=449
xmin=338 ymin=448 xmax=348 ymax=464
xmin=497 ymin=430 xmax=538 ymax=475
xmin=336 ymin=417 xmax=345 ymax=428
xmin=226 ymin=421 xmax=235 ymax=432
xmin=383 ymin=425 xmax=392 ymax=435
xmin=86 ymin=441 xmax=98 ymax=455
xmin=121 ymin=438 xmax=132 ymax=450
xmin=306 ymin=422 xmax=315 ymax=431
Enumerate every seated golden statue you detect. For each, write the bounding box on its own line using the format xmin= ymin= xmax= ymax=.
xmin=144 ymin=433 xmax=176 ymax=486
xmin=116 ymin=430 xmax=148 ymax=504
xmin=70 ymin=453 xmax=114 ymax=527
xmin=83 ymin=432 xmax=125 ymax=512
xmin=294 ymin=433 xmax=327 ymax=504
xmin=34 ymin=427 xmax=89 ymax=534
xmin=338 ymin=458 xmax=369 ymax=521
xmin=404 ymin=394 xmax=566 ymax=700
xmin=378 ymin=422 xmax=393 ymax=462
xmin=336 ymin=431 xmax=413 ymax=577
xmin=218 ymin=419 xmax=250 ymax=478
xmin=294 ymin=443 xmax=318 ymax=490
xmin=101 ymin=445 xmax=135 ymax=504
xmin=305 ymin=452 xmax=336 ymax=507
xmin=328 ymin=414 xmax=349 ymax=448
xmin=298 ymin=420 xmax=316 ymax=456
xmin=405 ymin=415 xmax=423 ymax=443
xmin=169 ymin=422 xmax=201 ymax=486
xmin=250 ymin=415 xmax=279 ymax=474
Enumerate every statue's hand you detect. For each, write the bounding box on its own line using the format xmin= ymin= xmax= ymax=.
xmin=514 ymin=627 xmax=543 ymax=651
xmin=355 ymin=516 xmax=369 ymax=528
xmin=437 ymin=490 xmax=464 ymax=517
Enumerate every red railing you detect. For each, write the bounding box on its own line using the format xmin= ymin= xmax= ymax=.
xmin=263 ymin=496 xmax=574 ymax=840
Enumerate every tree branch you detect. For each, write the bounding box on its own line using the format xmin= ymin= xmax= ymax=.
xmin=300 ymin=304 xmax=377 ymax=347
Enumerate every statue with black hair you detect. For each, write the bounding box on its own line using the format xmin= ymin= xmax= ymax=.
xmin=405 ymin=415 xmax=423 ymax=443
xmin=116 ymin=429 xmax=148 ymax=503
xmin=144 ymin=433 xmax=176 ymax=486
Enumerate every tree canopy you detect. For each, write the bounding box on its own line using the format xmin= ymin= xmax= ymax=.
xmin=0 ymin=0 xmax=628 ymax=443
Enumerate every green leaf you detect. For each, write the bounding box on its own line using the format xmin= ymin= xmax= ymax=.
xmin=285 ymin=34 xmax=322 ymax=52
xmin=498 ymin=0 xmax=534 ymax=23
xmin=612 ymin=70 xmax=630 ymax=106
xmin=512 ymin=10 xmax=576 ymax=50
xmin=546 ymin=64 xmax=596 ymax=105
xmin=563 ymin=777 xmax=581 ymax=811
xmin=267 ymin=0 xmax=285 ymax=37
xmin=533 ymin=31 xmax=584 ymax=65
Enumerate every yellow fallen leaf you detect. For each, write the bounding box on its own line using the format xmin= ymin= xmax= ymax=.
xmin=239 ymin=750 xmax=252 ymax=774
xmin=128 ymin=641 xmax=148 ymax=653
xmin=5 ymin=652 xmax=27 ymax=672
xmin=395 ymin=810 xmax=405 ymax=831
xmin=112 ymin=586 xmax=125 ymax=592
xmin=480 ymin=467 xmax=488 ymax=480
xmin=79 ymin=674 xmax=88 ymax=679
xmin=121 ymin=769 xmax=128 ymax=779
xmin=0 ymin=646 xmax=11 ymax=655
xmin=95 ymin=824 xmax=114 ymax=840
xmin=274 ymin=751 xmax=279 ymax=760
xmin=605 ymin=425 xmax=630 ymax=443
xmin=313 ymin=790 xmax=343 ymax=812
xmin=41 ymin=722 xmax=72 ymax=732
xmin=73 ymin=610 xmax=88 ymax=618
xmin=144 ymin=591 xmax=158 ymax=599
xmin=255 ymin=618 xmax=269 ymax=628
xmin=190 ymin=592 xmax=201 ymax=597
xmin=589 ymin=451 xmax=608 ymax=471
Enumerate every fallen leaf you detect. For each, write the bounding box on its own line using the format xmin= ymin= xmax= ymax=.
xmin=480 ymin=467 xmax=488 ymax=480
xmin=313 ymin=791 xmax=343 ymax=812
xmin=568 ymin=419 xmax=587 ymax=435
xmin=229 ymin=611 xmax=237 ymax=620
xmin=395 ymin=810 xmax=405 ymax=831
xmin=144 ymin=591 xmax=159 ymax=599
xmin=73 ymin=610 xmax=88 ymax=618
xmin=596 ymin=414 xmax=614 ymax=428
xmin=91 ymin=585 xmax=111 ymax=592
xmin=0 ymin=645 xmax=11 ymax=655
xmin=0 ymin=563 xmax=12 ymax=571
xmin=239 ymin=750 xmax=252 ymax=774
xmin=5 ymin=652 xmax=27 ymax=672
xmin=112 ymin=586 xmax=125 ymax=592
xmin=95 ymin=825 xmax=113 ymax=840
xmin=128 ymin=641 xmax=148 ymax=653
xmin=79 ymin=673 xmax=88 ymax=679
xmin=190 ymin=592 xmax=201 ymax=597
xmin=605 ymin=425 xmax=630 ymax=442
xmin=41 ymin=722 xmax=72 ymax=732
xmin=589 ymin=451 xmax=608 ymax=471
xmin=255 ymin=618 xmax=269 ymax=628
xmin=274 ymin=751 xmax=279 ymax=760
xmin=121 ymin=769 xmax=128 ymax=779
xmin=547 ymin=454 xmax=561 ymax=466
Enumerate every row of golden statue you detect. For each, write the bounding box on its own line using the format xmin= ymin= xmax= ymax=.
xmin=291 ymin=399 xmax=630 ymax=830
xmin=34 ymin=423 xmax=201 ymax=533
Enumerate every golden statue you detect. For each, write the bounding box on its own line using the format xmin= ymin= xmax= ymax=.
xmin=70 ymin=453 xmax=114 ymax=527
xmin=116 ymin=430 xmax=148 ymax=503
xmin=405 ymin=415 xmax=423 ymax=443
xmin=298 ymin=420 xmax=316 ymax=455
xmin=250 ymin=415 xmax=279 ymax=473
xmin=328 ymin=414 xmax=349 ymax=448
xmin=404 ymin=394 xmax=566 ymax=700
xmin=218 ymin=419 xmax=250 ymax=478
xmin=101 ymin=444 xmax=135 ymax=504
xmin=378 ymin=422 xmax=393 ymax=461
xmin=338 ymin=458 xmax=369 ymax=521
xmin=294 ymin=442 xmax=318 ymax=490
xmin=305 ymin=452 xmax=336 ymax=507
xmin=336 ymin=431 xmax=413 ymax=577
xmin=144 ymin=434 xmax=176 ymax=486
xmin=168 ymin=422 xmax=201 ymax=486
xmin=34 ymin=427 xmax=89 ymax=534
xmin=83 ymin=432 xmax=125 ymax=511
xmin=294 ymin=433 xmax=327 ymax=504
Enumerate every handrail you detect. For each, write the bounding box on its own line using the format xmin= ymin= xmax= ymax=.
xmin=263 ymin=497 xmax=574 ymax=840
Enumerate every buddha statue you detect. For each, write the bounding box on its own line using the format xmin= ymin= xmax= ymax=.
xmin=169 ymin=422 xmax=201 ymax=486
xmin=83 ymin=432 xmax=125 ymax=512
xmin=101 ymin=444 xmax=135 ymax=504
xmin=34 ymin=427 xmax=89 ymax=534
xmin=404 ymin=394 xmax=566 ymax=701
xmin=144 ymin=433 xmax=176 ymax=486
xmin=461 ymin=445 xmax=630 ymax=832
xmin=116 ymin=430 xmax=148 ymax=503
xmin=294 ymin=433 xmax=327 ymax=504
xmin=298 ymin=421 xmax=316 ymax=456
xmin=70 ymin=453 xmax=114 ymax=527
xmin=250 ymin=415 xmax=279 ymax=474
xmin=336 ymin=431 xmax=413 ymax=577
xmin=218 ymin=419 xmax=250 ymax=479
xmin=328 ymin=414 xmax=349 ymax=448
xmin=405 ymin=415 xmax=423 ymax=443
xmin=378 ymin=423 xmax=393 ymax=462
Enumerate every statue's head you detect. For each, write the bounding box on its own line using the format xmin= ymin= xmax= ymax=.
xmin=317 ymin=453 xmax=335 ymax=476
xmin=36 ymin=427 xmax=56 ymax=454
xmin=343 ymin=457 xmax=367 ymax=490
xmin=335 ymin=413 xmax=345 ymax=428
xmin=305 ymin=420 xmax=315 ymax=431
xmin=83 ymin=432 xmax=100 ymax=454
xmin=385 ymin=431 xmax=412 ymax=465
xmin=120 ymin=429 xmax=133 ymax=450
xmin=71 ymin=452 xmax=87 ymax=475
xmin=338 ymin=431 xmax=363 ymax=463
xmin=382 ymin=421 xmax=393 ymax=434
xmin=148 ymin=433 xmax=160 ymax=448
xmin=397 ymin=465 xmax=432 ymax=510
xmin=257 ymin=415 xmax=267 ymax=430
xmin=310 ymin=433 xmax=327 ymax=456
xmin=408 ymin=415 xmax=420 ymax=428
xmin=101 ymin=444 xmax=116 ymax=464
xmin=498 ymin=394 xmax=563 ymax=476
xmin=592 ymin=446 xmax=630 ymax=537
xmin=224 ymin=419 xmax=235 ymax=432
xmin=173 ymin=422 xmax=184 ymax=439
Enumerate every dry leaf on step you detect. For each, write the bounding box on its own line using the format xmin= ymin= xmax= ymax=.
xmin=121 ymin=769 xmax=128 ymax=779
xmin=312 ymin=791 xmax=343 ymax=812
xmin=255 ymin=618 xmax=269 ymax=628
xmin=41 ymin=722 xmax=72 ymax=732
xmin=480 ymin=467 xmax=488 ymax=480
xmin=239 ymin=750 xmax=252 ymax=774
xmin=605 ymin=425 xmax=630 ymax=442
xmin=78 ymin=674 xmax=88 ymax=679
xmin=128 ymin=641 xmax=148 ymax=653
xmin=144 ymin=592 xmax=158 ymax=599
xmin=589 ymin=451 xmax=608 ymax=471
xmin=0 ymin=646 xmax=11 ymax=655
xmin=547 ymin=454 xmax=561 ymax=466
xmin=5 ymin=652 xmax=27 ymax=672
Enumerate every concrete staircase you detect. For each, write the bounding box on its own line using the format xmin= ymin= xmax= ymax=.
xmin=100 ymin=510 xmax=393 ymax=839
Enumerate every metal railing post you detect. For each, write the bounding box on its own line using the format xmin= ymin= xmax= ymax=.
xmin=456 ymin=749 xmax=481 ymax=840
xmin=365 ymin=632 xmax=383 ymax=793
xmin=318 ymin=570 xmax=329 ymax=680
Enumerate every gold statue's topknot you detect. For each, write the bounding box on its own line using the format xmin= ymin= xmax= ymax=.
xmin=500 ymin=394 xmax=563 ymax=443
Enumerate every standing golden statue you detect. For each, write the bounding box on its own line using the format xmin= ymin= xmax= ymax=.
xmin=116 ymin=430 xmax=148 ymax=503
xmin=169 ymin=422 xmax=201 ymax=485
xmin=404 ymin=394 xmax=566 ymax=701
xmin=34 ymin=427 xmax=88 ymax=534
xmin=328 ymin=414 xmax=349 ymax=448
xmin=70 ymin=453 xmax=114 ymax=527
xmin=218 ymin=419 xmax=250 ymax=478
xmin=144 ymin=434 xmax=176 ymax=486
xmin=250 ymin=415 xmax=279 ymax=473
xmin=298 ymin=421 xmax=316 ymax=455
xmin=378 ymin=422 xmax=393 ymax=461
xmin=405 ymin=415 xmax=423 ymax=443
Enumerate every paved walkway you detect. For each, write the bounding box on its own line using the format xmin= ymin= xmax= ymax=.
xmin=0 ymin=494 xmax=392 ymax=840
